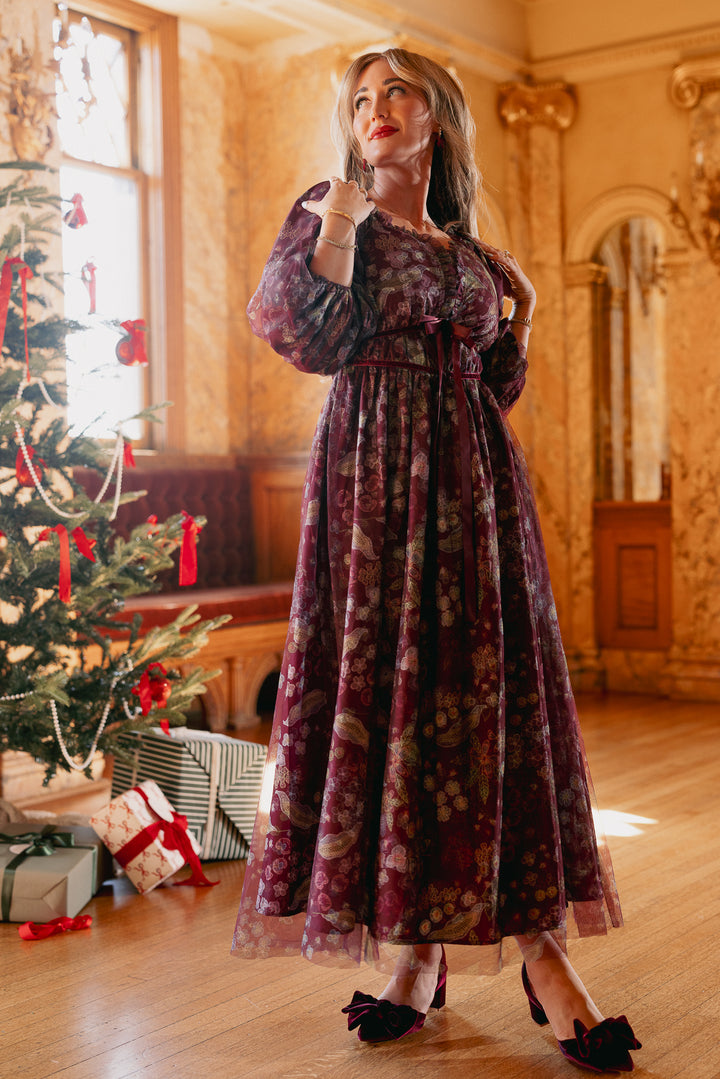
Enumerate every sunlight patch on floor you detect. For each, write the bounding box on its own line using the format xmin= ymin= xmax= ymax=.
xmin=593 ymin=808 xmax=658 ymax=837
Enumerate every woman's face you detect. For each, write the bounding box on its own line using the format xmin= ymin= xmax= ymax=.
xmin=351 ymin=58 xmax=435 ymax=172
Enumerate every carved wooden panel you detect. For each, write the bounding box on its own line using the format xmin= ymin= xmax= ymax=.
xmin=594 ymin=501 xmax=672 ymax=650
xmin=245 ymin=455 xmax=308 ymax=583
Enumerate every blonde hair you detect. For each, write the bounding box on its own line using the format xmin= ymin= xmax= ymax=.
xmin=331 ymin=48 xmax=480 ymax=236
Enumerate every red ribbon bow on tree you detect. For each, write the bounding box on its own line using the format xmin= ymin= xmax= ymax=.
xmin=179 ymin=511 xmax=201 ymax=587
xmin=15 ymin=445 xmax=45 ymax=487
xmin=81 ymin=260 xmax=97 ymax=315
xmin=123 ymin=440 xmax=136 ymax=468
xmin=63 ymin=193 xmax=88 ymax=229
xmin=38 ymin=525 xmax=96 ymax=603
xmin=0 ymin=257 xmax=34 ymax=381
xmin=116 ymin=319 xmax=148 ymax=366
xmin=131 ymin=662 xmax=172 ymax=716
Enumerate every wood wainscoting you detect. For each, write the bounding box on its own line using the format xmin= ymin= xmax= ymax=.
xmin=594 ymin=500 xmax=672 ymax=650
xmin=244 ymin=453 xmax=308 ymax=583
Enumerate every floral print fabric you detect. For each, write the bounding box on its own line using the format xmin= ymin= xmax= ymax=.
xmin=232 ymin=182 xmax=621 ymax=970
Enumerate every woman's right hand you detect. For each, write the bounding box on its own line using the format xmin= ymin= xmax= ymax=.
xmin=302 ymin=177 xmax=375 ymax=228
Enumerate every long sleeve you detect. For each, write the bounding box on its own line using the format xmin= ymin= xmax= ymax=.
xmin=479 ymin=321 xmax=528 ymax=413
xmin=476 ymin=251 xmax=529 ymax=414
xmin=247 ymin=182 xmax=378 ymax=376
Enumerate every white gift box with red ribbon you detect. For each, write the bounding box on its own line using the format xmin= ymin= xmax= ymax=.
xmin=90 ymin=779 xmax=217 ymax=893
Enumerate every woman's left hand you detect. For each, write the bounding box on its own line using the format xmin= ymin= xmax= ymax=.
xmin=477 ymin=241 xmax=536 ymax=310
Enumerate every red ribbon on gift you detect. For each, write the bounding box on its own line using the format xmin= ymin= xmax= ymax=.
xmin=38 ymin=525 xmax=97 ymax=603
xmin=179 ymin=510 xmax=200 ymax=587
xmin=19 ymin=915 xmax=92 ymax=940
xmin=15 ymin=445 xmax=45 ymax=487
xmin=123 ymin=440 xmax=136 ymax=468
xmin=0 ymin=257 xmax=34 ymax=380
xmin=113 ymin=786 xmax=218 ymax=888
xmin=81 ymin=260 xmax=97 ymax=315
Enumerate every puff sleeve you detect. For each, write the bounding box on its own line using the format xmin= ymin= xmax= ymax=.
xmin=247 ymin=182 xmax=378 ymax=376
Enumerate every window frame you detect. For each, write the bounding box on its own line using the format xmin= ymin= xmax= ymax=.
xmin=58 ymin=0 xmax=185 ymax=452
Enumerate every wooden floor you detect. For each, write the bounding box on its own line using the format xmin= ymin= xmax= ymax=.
xmin=2 ymin=694 xmax=719 ymax=1079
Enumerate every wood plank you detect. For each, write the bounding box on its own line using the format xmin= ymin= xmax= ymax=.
xmin=2 ymin=694 xmax=719 ymax=1077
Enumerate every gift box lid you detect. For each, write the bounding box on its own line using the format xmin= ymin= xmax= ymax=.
xmin=0 ymin=821 xmax=112 ymax=892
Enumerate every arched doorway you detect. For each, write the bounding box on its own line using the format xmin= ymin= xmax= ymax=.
xmin=592 ymin=215 xmax=672 ymax=650
xmin=565 ymin=187 xmax=689 ymax=666
xmin=593 ymin=216 xmax=669 ymax=503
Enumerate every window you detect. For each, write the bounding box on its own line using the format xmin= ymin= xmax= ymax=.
xmin=53 ymin=1 xmax=184 ymax=449
xmin=55 ymin=9 xmax=144 ymax=439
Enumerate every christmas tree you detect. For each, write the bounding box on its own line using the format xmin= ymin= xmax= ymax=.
xmin=0 ymin=161 xmax=229 ymax=780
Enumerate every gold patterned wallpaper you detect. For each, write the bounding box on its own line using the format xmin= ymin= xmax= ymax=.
xmin=1 ymin=0 xmax=719 ymax=700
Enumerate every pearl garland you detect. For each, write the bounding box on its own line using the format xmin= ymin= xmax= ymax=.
xmin=13 ymin=374 xmax=126 ymax=522
xmin=0 ymin=657 xmax=135 ymax=773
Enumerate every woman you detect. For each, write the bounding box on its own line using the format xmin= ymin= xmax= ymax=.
xmin=232 ymin=48 xmax=640 ymax=1073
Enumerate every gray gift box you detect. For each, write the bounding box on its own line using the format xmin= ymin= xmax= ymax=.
xmin=0 ymin=829 xmax=97 ymax=922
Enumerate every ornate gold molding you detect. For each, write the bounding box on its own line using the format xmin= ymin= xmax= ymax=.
xmin=497 ymin=81 xmax=577 ymax=132
xmin=565 ymin=185 xmax=692 ymax=263
xmin=3 ymin=38 xmax=55 ymax=162
xmin=564 ymin=262 xmax=609 ymax=288
xmin=670 ymin=56 xmax=720 ymax=110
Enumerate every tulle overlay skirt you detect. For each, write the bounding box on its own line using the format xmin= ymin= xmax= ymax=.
xmin=231 ymin=365 xmax=622 ymax=973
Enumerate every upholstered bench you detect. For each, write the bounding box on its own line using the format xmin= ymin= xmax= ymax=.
xmin=119 ymin=584 xmax=293 ymax=731
xmin=75 ymin=464 xmax=297 ymax=730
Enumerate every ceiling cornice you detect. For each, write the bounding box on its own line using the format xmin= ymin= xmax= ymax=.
xmin=139 ymin=0 xmax=720 ymax=86
xmin=249 ymin=3 xmax=720 ymax=86
xmin=530 ymin=23 xmax=720 ymax=83
xmin=291 ymin=0 xmax=529 ymax=79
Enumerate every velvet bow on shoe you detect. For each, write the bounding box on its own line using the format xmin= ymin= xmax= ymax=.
xmin=341 ymin=948 xmax=447 ymax=1043
xmin=341 ymin=991 xmax=431 ymax=1042
xmin=521 ymin=962 xmax=642 ymax=1073
xmin=558 ymin=1016 xmax=642 ymax=1074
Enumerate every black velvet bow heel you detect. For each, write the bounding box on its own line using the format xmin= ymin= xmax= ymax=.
xmin=342 ymin=946 xmax=447 ymax=1043
xmin=521 ymin=962 xmax=641 ymax=1073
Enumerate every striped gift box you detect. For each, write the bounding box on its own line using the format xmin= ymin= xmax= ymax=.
xmin=111 ymin=729 xmax=266 ymax=860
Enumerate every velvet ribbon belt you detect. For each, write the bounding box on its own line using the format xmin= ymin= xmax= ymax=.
xmin=354 ymin=316 xmax=482 ymax=621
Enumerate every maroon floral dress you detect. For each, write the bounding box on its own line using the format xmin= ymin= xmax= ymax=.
xmin=232 ymin=182 xmax=621 ymax=971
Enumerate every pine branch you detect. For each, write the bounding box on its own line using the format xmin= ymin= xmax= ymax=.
xmin=0 ymin=164 xmax=238 ymax=778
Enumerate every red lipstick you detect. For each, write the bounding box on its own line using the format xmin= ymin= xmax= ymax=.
xmin=370 ymin=126 xmax=398 ymax=139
